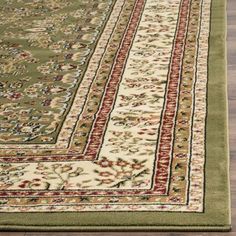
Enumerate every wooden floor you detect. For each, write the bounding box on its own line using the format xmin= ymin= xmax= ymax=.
xmin=0 ymin=0 xmax=235 ymax=235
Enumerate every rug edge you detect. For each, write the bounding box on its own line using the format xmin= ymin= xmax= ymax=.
xmin=0 ymin=0 xmax=231 ymax=231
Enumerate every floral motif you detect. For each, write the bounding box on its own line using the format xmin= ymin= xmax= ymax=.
xmin=22 ymin=163 xmax=87 ymax=190
xmin=0 ymin=0 xmax=211 ymax=213
xmin=0 ymin=0 xmax=114 ymax=143
xmin=0 ymin=163 xmax=28 ymax=190
xmin=94 ymin=157 xmax=150 ymax=188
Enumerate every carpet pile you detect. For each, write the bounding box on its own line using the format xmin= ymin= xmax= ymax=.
xmin=0 ymin=0 xmax=231 ymax=231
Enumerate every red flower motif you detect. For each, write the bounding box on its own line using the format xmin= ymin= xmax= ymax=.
xmin=131 ymin=163 xmax=144 ymax=170
xmin=101 ymin=179 xmax=113 ymax=184
xmin=33 ymin=178 xmax=40 ymax=181
xmin=116 ymin=159 xmax=128 ymax=167
xmin=99 ymin=171 xmax=112 ymax=177
xmin=18 ymin=184 xmax=26 ymax=188
xmin=116 ymin=171 xmax=132 ymax=179
xmin=9 ymin=92 xmax=21 ymax=100
xmin=97 ymin=158 xmax=113 ymax=168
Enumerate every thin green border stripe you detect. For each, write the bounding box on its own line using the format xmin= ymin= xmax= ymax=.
xmin=0 ymin=0 xmax=231 ymax=231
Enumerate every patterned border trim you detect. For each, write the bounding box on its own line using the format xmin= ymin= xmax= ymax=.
xmin=0 ymin=0 xmax=212 ymax=213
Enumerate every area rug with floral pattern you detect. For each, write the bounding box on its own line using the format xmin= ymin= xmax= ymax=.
xmin=0 ymin=0 xmax=231 ymax=231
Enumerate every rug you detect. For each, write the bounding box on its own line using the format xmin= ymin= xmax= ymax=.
xmin=0 ymin=0 xmax=231 ymax=231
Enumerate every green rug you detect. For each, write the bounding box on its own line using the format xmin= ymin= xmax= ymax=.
xmin=0 ymin=0 xmax=231 ymax=231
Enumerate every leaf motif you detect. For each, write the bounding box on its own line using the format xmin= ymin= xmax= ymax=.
xmin=82 ymin=180 xmax=92 ymax=183
xmin=68 ymin=167 xmax=84 ymax=177
xmin=46 ymin=176 xmax=58 ymax=180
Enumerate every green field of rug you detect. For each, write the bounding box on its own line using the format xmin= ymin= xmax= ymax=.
xmin=0 ymin=0 xmax=231 ymax=231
